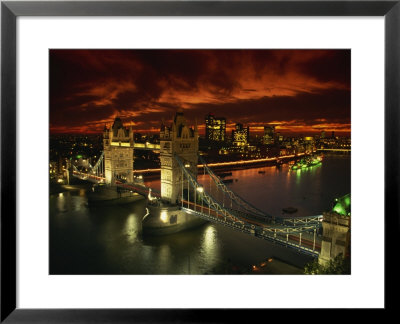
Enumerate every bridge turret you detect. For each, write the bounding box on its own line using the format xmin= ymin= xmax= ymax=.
xmin=160 ymin=110 xmax=198 ymax=204
xmin=103 ymin=117 xmax=134 ymax=185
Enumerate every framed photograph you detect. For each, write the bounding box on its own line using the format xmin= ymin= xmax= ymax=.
xmin=1 ymin=0 xmax=397 ymax=321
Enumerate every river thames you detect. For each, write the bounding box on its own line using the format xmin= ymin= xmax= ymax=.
xmin=50 ymin=153 xmax=350 ymax=275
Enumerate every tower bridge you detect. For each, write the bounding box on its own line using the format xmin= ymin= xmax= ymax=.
xmin=70 ymin=113 xmax=349 ymax=259
xmin=103 ymin=117 xmax=135 ymax=184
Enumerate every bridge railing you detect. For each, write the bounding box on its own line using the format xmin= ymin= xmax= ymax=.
xmin=90 ymin=151 xmax=104 ymax=174
xmin=274 ymin=215 xmax=323 ymax=226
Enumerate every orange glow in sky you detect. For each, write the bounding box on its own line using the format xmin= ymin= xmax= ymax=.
xmin=50 ymin=49 xmax=350 ymax=136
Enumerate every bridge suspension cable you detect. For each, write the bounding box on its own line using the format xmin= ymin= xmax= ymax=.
xmin=175 ymin=154 xmax=245 ymax=225
xmin=88 ymin=151 xmax=105 ymax=182
xmin=177 ymin=154 xmax=321 ymax=256
xmin=71 ymin=152 xmax=105 ymax=183
xmin=199 ymin=155 xmax=322 ymax=226
xmin=90 ymin=151 xmax=104 ymax=174
xmin=198 ymin=154 xmax=273 ymax=220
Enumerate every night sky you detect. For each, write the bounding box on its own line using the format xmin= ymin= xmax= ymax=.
xmin=50 ymin=49 xmax=350 ymax=136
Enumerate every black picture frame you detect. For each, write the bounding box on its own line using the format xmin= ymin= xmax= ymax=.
xmin=1 ymin=0 xmax=397 ymax=322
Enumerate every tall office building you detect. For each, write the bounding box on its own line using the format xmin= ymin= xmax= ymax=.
xmin=205 ymin=113 xmax=226 ymax=143
xmin=232 ymin=123 xmax=249 ymax=146
xmin=263 ymin=125 xmax=275 ymax=144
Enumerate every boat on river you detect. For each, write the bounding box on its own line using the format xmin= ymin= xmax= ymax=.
xmin=291 ymin=154 xmax=322 ymax=170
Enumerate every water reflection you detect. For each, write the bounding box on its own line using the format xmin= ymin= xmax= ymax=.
xmin=124 ymin=213 xmax=139 ymax=244
xmin=198 ymin=225 xmax=219 ymax=272
xmin=56 ymin=192 xmax=66 ymax=212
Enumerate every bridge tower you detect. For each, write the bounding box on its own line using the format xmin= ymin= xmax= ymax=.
xmin=160 ymin=110 xmax=198 ymax=204
xmin=318 ymin=194 xmax=351 ymax=266
xmin=103 ymin=117 xmax=134 ymax=185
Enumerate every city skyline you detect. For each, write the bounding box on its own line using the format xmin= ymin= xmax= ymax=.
xmin=50 ymin=49 xmax=350 ymax=136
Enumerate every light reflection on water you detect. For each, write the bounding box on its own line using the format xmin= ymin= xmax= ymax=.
xmin=198 ymin=225 xmax=219 ymax=273
xmin=124 ymin=213 xmax=139 ymax=244
xmin=50 ymin=153 xmax=350 ymax=275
